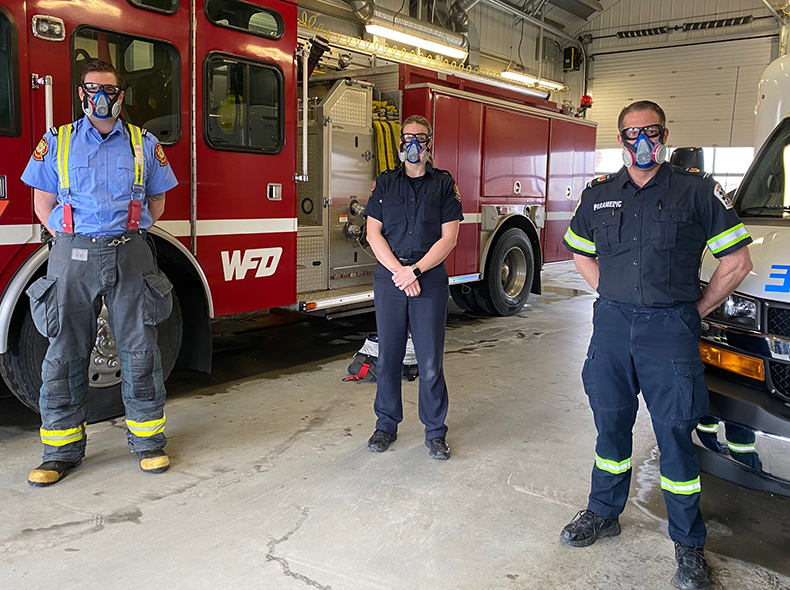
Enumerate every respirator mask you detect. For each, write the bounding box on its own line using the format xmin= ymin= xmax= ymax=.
xmin=399 ymin=133 xmax=431 ymax=164
xmin=620 ymin=125 xmax=666 ymax=169
xmin=81 ymin=83 xmax=122 ymax=119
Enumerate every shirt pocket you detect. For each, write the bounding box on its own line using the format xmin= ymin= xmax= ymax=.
xmin=650 ymin=208 xmax=693 ymax=250
xmin=591 ymin=209 xmax=622 ymax=254
xmin=114 ymin=154 xmax=138 ymax=198
xmin=421 ymin=191 xmax=442 ymax=224
xmin=381 ymin=193 xmax=406 ymax=227
xmin=67 ymin=151 xmax=94 ymax=195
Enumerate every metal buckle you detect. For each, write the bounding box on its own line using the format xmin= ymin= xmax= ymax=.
xmin=108 ymin=235 xmax=131 ymax=247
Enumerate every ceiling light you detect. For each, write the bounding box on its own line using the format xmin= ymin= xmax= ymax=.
xmin=501 ymin=70 xmax=539 ymax=85
xmin=537 ymin=79 xmax=565 ymax=91
xmin=365 ymin=24 xmax=468 ymax=60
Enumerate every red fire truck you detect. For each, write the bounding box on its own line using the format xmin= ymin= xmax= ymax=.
xmin=0 ymin=0 xmax=596 ymax=421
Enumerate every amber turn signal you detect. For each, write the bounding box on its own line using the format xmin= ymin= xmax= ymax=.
xmin=699 ymin=342 xmax=765 ymax=381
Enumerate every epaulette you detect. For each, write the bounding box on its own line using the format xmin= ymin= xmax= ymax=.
xmin=585 ymin=174 xmax=615 ymax=189
xmin=141 ymin=128 xmax=148 ymax=136
xmin=432 ymin=166 xmax=452 ymax=176
xmin=679 ymin=167 xmax=712 ymax=179
xmin=49 ymin=126 xmax=58 ymax=136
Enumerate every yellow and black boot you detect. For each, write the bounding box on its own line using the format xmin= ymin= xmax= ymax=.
xmin=137 ymin=449 xmax=170 ymax=474
xmin=28 ymin=460 xmax=81 ymax=487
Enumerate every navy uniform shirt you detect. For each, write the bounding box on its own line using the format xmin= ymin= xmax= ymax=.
xmin=563 ymin=163 xmax=752 ymax=307
xmin=364 ymin=163 xmax=464 ymax=260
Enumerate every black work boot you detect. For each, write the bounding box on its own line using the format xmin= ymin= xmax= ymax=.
xmin=367 ymin=430 xmax=397 ymax=453
xmin=28 ymin=460 xmax=81 ymax=487
xmin=426 ymin=437 xmax=450 ymax=460
xmin=559 ymin=509 xmax=621 ymax=547
xmin=137 ymin=449 xmax=170 ymax=474
xmin=673 ymin=543 xmax=711 ymax=590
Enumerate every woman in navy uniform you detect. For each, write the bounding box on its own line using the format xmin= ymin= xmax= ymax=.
xmin=363 ymin=115 xmax=463 ymax=460
xmin=560 ymin=101 xmax=753 ymax=590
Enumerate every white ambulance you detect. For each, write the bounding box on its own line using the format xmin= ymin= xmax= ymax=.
xmin=697 ymin=54 xmax=790 ymax=494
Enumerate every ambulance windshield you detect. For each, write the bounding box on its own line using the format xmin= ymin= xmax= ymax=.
xmin=736 ymin=118 xmax=790 ymax=220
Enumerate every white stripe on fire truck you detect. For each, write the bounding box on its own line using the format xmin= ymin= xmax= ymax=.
xmin=460 ymin=214 xmax=481 ymax=224
xmin=0 ymin=225 xmax=39 ymax=246
xmin=197 ymin=218 xmax=297 ymax=236
xmin=546 ymin=211 xmax=574 ymax=221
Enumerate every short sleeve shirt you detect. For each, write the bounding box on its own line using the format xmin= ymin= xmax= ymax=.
xmin=364 ymin=163 xmax=464 ymax=259
xmin=563 ymin=163 xmax=751 ymax=306
xmin=21 ymin=117 xmax=178 ymax=237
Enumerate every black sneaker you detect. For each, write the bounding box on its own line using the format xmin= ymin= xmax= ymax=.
xmin=367 ymin=430 xmax=397 ymax=453
xmin=426 ymin=437 xmax=450 ymax=460
xmin=673 ymin=543 xmax=711 ymax=590
xmin=559 ymin=509 xmax=621 ymax=547
xmin=28 ymin=460 xmax=81 ymax=487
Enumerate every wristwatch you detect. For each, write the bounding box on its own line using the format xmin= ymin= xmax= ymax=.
xmin=410 ymin=264 xmax=422 ymax=278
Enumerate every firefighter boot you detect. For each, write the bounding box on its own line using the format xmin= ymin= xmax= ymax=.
xmin=137 ymin=449 xmax=170 ymax=474
xmin=28 ymin=460 xmax=81 ymax=487
xmin=673 ymin=543 xmax=711 ymax=590
xmin=560 ymin=509 xmax=621 ymax=547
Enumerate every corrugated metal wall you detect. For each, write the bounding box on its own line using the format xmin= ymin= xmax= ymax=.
xmin=589 ymin=36 xmax=775 ymax=148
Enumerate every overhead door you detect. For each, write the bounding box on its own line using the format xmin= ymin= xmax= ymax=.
xmin=590 ymin=37 xmax=775 ymax=149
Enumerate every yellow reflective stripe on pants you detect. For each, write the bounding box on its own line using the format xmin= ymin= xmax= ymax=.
xmin=660 ymin=475 xmax=701 ymax=495
xmin=126 ymin=414 xmax=166 ymax=437
xmin=41 ymin=422 xmax=85 ymax=446
xmin=595 ymin=453 xmax=631 ymax=474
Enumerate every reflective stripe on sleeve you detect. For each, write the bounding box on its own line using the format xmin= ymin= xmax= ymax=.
xmin=707 ymin=223 xmax=750 ymax=254
xmin=727 ymin=441 xmax=757 ymax=453
xmin=126 ymin=414 xmax=166 ymax=437
xmin=696 ymin=423 xmax=719 ymax=434
xmin=660 ymin=475 xmax=701 ymax=495
xmin=41 ymin=422 xmax=85 ymax=447
xmin=564 ymin=227 xmax=596 ymax=255
xmin=595 ymin=453 xmax=631 ymax=474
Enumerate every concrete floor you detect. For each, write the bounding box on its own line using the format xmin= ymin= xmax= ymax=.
xmin=2 ymin=262 xmax=790 ymax=590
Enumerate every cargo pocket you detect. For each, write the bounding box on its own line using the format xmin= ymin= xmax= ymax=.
xmin=26 ymin=276 xmax=60 ymax=338
xmin=581 ymin=346 xmax=598 ymax=404
xmin=672 ymin=360 xmax=709 ymax=422
xmin=142 ymin=270 xmax=174 ymax=326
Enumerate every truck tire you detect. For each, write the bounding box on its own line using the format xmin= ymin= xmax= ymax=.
xmin=450 ymin=283 xmax=485 ymax=314
xmin=473 ymin=227 xmax=534 ymax=316
xmin=0 ymin=291 xmax=182 ymax=424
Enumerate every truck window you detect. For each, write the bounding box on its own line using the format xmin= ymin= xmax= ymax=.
xmin=126 ymin=0 xmax=180 ymax=15
xmin=205 ymin=0 xmax=283 ymax=40
xmin=0 ymin=9 xmax=20 ymax=136
xmin=735 ymin=119 xmax=790 ymax=221
xmin=72 ymin=28 xmax=181 ymax=144
xmin=205 ymin=55 xmax=283 ymax=153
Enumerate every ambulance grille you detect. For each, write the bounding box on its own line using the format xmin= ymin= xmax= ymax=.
xmin=769 ymin=361 xmax=790 ymax=402
xmin=767 ymin=306 xmax=790 ymax=338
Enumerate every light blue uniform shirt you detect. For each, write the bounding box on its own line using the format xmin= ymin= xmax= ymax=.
xmin=21 ymin=117 xmax=178 ymax=237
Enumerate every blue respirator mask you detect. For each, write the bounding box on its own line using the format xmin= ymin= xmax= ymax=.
xmin=399 ymin=134 xmax=431 ymax=164
xmin=621 ymin=126 xmax=666 ymax=169
xmin=81 ymin=84 xmax=122 ymax=119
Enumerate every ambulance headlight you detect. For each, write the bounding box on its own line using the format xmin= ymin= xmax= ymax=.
xmin=708 ymin=294 xmax=760 ymax=331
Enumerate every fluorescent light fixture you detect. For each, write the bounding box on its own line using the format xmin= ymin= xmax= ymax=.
xmin=501 ymin=70 xmax=565 ymax=92
xmin=365 ymin=24 xmax=468 ymax=60
xmin=501 ymin=70 xmax=538 ymax=85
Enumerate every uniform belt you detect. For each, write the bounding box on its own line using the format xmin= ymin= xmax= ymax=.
xmin=398 ymin=257 xmax=422 ymax=265
xmin=56 ymin=230 xmax=146 ymax=247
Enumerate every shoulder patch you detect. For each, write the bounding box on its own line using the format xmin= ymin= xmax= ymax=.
xmin=369 ymin=181 xmax=376 ymax=198
xmin=713 ymin=183 xmax=733 ymax=209
xmin=453 ymin=182 xmax=461 ymax=202
xmin=586 ymin=174 xmax=614 ymax=189
xmin=154 ymin=143 xmax=168 ymax=167
xmin=33 ymin=137 xmax=48 ymax=161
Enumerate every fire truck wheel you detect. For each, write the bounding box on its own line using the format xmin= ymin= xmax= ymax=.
xmin=474 ymin=227 xmax=534 ymax=316
xmin=450 ymin=284 xmax=485 ymax=314
xmin=0 ymin=291 xmax=182 ymax=423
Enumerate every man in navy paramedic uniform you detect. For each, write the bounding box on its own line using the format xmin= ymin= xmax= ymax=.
xmin=363 ymin=115 xmax=463 ymax=460
xmin=21 ymin=61 xmax=178 ymax=486
xmin=560 ymin=101 xmax=752 ymax=590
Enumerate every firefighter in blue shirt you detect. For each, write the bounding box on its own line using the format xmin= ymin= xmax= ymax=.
xmin=560 ymin=101 xmax=753 ymax=590
xmin=21 ymin=60 xmax=178 ymax=486
xmin=363 ymin=115 xmax=463 ymax=460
